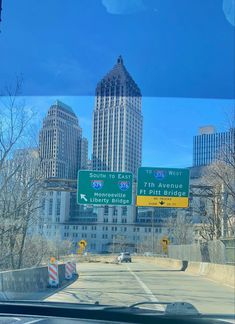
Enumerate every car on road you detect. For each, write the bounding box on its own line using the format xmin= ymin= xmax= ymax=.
xmin=118 ymin=252 xmax=132 ymax=263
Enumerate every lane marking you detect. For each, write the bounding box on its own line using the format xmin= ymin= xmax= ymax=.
xmin=185 ymin=272 xmax=235 ymax=289
xmin=126 ymin=264 xmax=164 ymax=311
xmin=201 ymin=277 xmax=235 ymax=289
xmin=24 ymin=319 xmax=44 ymax=324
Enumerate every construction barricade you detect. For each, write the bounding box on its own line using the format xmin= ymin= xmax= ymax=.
xmin=65 ymin=261 xmax=74 ymax=280
xmin=48 ymin=258 xmax=59 ymax=288
xmin=72 ymin=261 xmax=78 ymax=277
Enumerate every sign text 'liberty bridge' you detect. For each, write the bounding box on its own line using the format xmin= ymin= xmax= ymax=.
xmin=77 ymin=171 xmax=133 ymax=206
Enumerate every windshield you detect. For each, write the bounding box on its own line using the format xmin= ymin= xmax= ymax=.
xmin=0 ymin=0 xmax=234 ymax=317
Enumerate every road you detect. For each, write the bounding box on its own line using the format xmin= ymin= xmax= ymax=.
xmin=46 ymin=260 xmax=235 ymax=315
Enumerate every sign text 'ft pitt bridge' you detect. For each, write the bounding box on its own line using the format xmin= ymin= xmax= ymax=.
xmin=77 ymin=168 xmax=189 ymax=208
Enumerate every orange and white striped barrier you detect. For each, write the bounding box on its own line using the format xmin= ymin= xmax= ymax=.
xmin=48 ymin=258 xmax=59 ymax=287
xmin=71 ymin=261 xmax=77 ymax=276
xmin=65 ymin=261 xmax=74 ymax=280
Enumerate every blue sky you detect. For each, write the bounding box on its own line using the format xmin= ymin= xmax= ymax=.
xmin=0 ymin=1 xmax=234 ymax=167
xmin=23 ymin=95 xmax=234 ymax=168
xmin=0 ymin=0 xmax=234 ymax=98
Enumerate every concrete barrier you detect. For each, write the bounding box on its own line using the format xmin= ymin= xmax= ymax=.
xmin=133 ymin=256 xmax=184 ymax=270
xmin=0 ymin=264 xmax=65 ymax=296
xmin=185 ymin=261 xmax=202 ymax=275
xmin=134 ymin=256 xmax=235 ymax=287
xmin=186 ymin=261 xmax=235 ymax=287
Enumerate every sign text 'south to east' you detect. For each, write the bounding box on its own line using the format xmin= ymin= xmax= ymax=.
xmin=77 ymin=171 xmax=133 ymax=206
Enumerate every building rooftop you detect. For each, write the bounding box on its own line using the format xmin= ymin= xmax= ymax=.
xmin=52 ymin=100 xmax=76 ymax=116
xmin=97 ymin=56 xmax=141 ymax=95
xmin=199 ymin=125 xmax=216 ymax=135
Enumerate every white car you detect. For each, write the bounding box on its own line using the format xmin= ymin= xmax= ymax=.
xmin=117 ymin=252 xmax=132 ymax=263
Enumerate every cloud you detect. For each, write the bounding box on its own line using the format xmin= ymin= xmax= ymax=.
xmin=102 ymin=0 xmax=146 ymax=15
xmin=223 ymin=0 xmax=235 ymax=26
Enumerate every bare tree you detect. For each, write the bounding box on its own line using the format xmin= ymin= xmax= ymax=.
xmin=0 ymin=79 xmax=47 ymax=270
xmin=167 ymin=213 xmax=194 ymax=245
xmin=136 ymin=234 xmax=162 ymax=255
xmin=111 ymin=234 xmax=132 ymax=253
xmin=194 ymin=136 xmax=235 ymax=240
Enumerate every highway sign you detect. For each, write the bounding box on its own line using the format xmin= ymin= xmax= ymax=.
xmin=136 ymin=167 xmax=189 ymax=208
xmin=77 ymin=171 xmax=133 ymax=205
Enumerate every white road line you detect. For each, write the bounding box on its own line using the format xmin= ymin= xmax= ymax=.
xmin=126 ymin=264 xmax=164 ymax=311
xmin=184 ymin=271 xmax=235 ymax=289
xmin=24 ymin=319 xmax=44 ymax=324
xmin=201 ymin=277 xmax=235 ymax=289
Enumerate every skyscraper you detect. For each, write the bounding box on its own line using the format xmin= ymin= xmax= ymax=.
xmin=92 ymin=56 xmax=143 ymax=176
xmin=81 ymin=137 xmax=88 ymax=170
xmin=193 ymin=126 xmax=235 ymax=166
xmin=39 ymin=100 xmax=85 ymax=179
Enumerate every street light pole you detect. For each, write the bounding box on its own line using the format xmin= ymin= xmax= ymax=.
xmin=221 ymin=183 xmax=228 ymax=238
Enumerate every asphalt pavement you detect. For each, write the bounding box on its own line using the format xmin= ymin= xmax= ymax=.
xmin=45 ymin=260 xmax=235 ymax=315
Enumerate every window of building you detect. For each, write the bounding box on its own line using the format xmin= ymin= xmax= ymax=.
xmin=104 ymin=206 xmax=109 ymax=215
xmin=56 ymin=199 xmax=61 ymax=216
xmin=122 ymin=206 xmax=127 ymax=216
xmin=49 ymin=199 xmax=53 ymax=215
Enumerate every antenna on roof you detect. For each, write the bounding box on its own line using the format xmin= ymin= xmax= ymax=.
xmin=117 ymin=55 xmax=123 ymax=65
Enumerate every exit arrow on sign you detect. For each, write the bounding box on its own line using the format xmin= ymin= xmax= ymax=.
xmin=136 ymin=196 xmax=189 ymax=208
xmin=77 ymin=170 xmax=133 ymax=206
xmin=80 ymin=194 xmax=88 ymax=202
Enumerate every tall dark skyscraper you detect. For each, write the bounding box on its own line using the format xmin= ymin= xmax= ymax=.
xmin=92 ymin=56 xmax=143 ymax=176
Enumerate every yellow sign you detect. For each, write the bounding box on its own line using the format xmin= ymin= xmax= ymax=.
xmin=78 ymin=240 xmax=87 ymax=248
xmin=50 ymin=257 xmax=56 ymax=264
xmin=160 ymin=236 xmax=170 ymax=246
xmin=136 ymin=196 xmax=189 ymax=208
xmin=160 ymin=236 xmax=170 ymax=253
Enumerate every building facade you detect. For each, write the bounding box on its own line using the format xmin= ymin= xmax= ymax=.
xmin=193 ymin=126 xmax=235 ymax=166
xmin=92 ymin=56 xmax=143 ymax=177
xmin=81 ymin=138 xmax=89 ymax=170
xmin=39 ymin=100 xmax=86 ymax=179
xmin=37 ymin=100 xmax=90 ymax=240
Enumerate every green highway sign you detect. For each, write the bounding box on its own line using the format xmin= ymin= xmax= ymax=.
xmin=77 ymin=171 xmax=133 ymax=205
xmin=136 ymin=167 xmax=189 ymax=208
